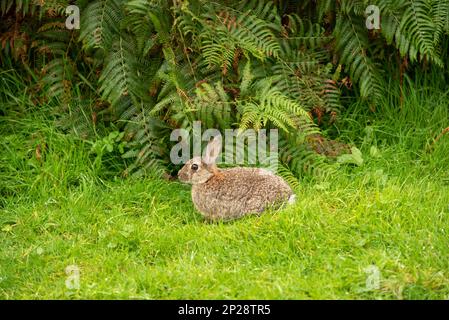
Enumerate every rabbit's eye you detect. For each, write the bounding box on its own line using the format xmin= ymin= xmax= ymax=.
xmin=191 ymin=163 xmax=199 ymax=171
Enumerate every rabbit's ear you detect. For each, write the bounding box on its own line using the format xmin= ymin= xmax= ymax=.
xmin=203 ymin=135 xmax=222 ymax=165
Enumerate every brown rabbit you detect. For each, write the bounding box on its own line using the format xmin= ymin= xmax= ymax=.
xmin=178 ymin=136 xmax=295 ymax=221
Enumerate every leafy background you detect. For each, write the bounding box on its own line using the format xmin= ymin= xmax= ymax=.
xmin=1 ymin=0 xmax=449 ymax=183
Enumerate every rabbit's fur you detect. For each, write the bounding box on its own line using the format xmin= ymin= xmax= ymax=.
xmin=178 ymin=136 xmax=294 ymax=221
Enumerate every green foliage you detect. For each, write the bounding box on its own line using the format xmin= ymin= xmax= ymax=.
xmin=90 ymin=131 xmax=126 ymax=164
xmin=80 ymin=0 xmax=124 ymax=50
xmin=334 ymin=13 xmax=385 ymax=101
xmin=1 ymin=0 xmax=449 ymax=183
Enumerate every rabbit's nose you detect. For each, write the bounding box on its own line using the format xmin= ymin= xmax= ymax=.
xmin=178 ymin=171 xmax=187 ymax=181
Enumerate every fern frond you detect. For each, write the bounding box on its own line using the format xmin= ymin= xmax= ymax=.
xmin=194 ymin=82 xmax=232 ymax=129
xmin=399 ymin=0 xmax=442 ymax=65
xmin=431 ymin=0 xmax=449 ymax=44
xmin=40 ymin=57 xmax=73 ymax=102
xmin=334 ymin=13 xmax=385 ymax=101
xmin=99 ymin=36 xmax=147 ymax=107
xmin=80 ymin=0 xmax=123 ymax=50
xmin=316 ymin=0 xmax=335 ymax=22
xmin=124 ymin=0 xmax=159 ymax=55
xmin=282 ymin=14 xmax=331 ymax=49
xmin=278 ymin=133 xmax=334 ymax=178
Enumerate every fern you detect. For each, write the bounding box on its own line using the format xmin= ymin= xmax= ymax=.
xmin=183 ymin=0 xmax=281 ymax=72
xmin=80 ymin=0 xmax=123 ymax=50
xmin=5 ymin=0 xmax=449 ymax=181
xmin=399 ymin=0 xmax=442 ymax=66
xmin=194 ymin=82 xmax=232 ymax=129
xmin=41 ymin=57 xmax=74 ymax=102
xmin=430 ymin=0 xmax=449 ymax=44
xmin=334 ymin=13 xmax=385 ymax=101
xmin=99 ymin=36 xmax=142 ymax=106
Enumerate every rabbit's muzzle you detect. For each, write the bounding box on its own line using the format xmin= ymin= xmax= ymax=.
xmin=178 ymin=171 xmax=187 ymax=182
xmin=177 ymin=169 xmax=190 ymax=183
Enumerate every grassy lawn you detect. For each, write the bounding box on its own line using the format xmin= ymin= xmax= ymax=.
xmin=1 ymin=164 xmax=449 ymax=299
xmin=1 ymin=87 xmax=449 ymax=299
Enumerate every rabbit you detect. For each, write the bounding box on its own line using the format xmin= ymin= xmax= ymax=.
xmin=178 ymin=135 xmax=296 ymax=221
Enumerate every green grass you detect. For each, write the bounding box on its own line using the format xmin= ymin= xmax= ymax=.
xmin=1 ymin=169 xmax=449 ymax=299
xmin=1 ymin=74 xmax=449 ymax=299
